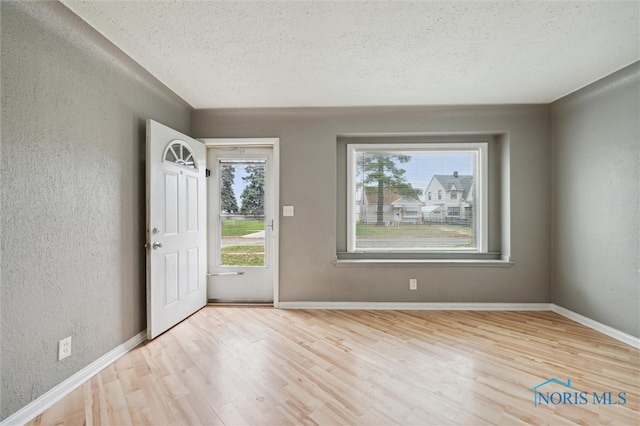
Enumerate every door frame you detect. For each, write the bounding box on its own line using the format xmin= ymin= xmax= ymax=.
xmin=201 ymin=138 xmax=280 ymax=307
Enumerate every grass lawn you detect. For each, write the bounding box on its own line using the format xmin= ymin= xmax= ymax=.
xmin=356 ymin=223 xmax=472 ymax=238
xmin=221 ymin=219 xmax=264 ymax=237
xmin=221 ymin=245 xmax=264 ymax=266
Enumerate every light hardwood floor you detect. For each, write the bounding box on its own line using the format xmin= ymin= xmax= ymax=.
xmin=28 ymin=308 xmax=639 ymax=425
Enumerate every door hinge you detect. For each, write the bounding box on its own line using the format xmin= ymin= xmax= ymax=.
xmin=205 ymin=168 xmax=211 ymax=177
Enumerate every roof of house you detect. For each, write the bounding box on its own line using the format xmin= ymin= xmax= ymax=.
xmin=429 ymin=174 xmax=473 ymax=200
xmin=422 ymin=205 xmax=445 ymax=213
xmin=391 ymin=196 xmax=422 ymax=207
xmin=363 ymin=187 xmax=419 ymax=205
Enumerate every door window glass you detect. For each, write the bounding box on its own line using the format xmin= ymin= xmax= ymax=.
xmin=218 ymin=160 xmax=266 ymax=267
xmin=164 ymin=140 xmax=196 ymax=169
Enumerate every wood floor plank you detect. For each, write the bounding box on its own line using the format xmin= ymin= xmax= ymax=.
xmin=26 ymin=308 xmax=639 ymax=425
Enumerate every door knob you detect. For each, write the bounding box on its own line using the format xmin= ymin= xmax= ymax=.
xmin=152 ymin=242 xmax=163 ymax=250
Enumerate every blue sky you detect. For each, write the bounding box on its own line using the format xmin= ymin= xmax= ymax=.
xmin=223 ymin=162 xmax=263 ymax=207
xmin=224 ymin=153 xmax=475 ymax=206
xmin=357 ymin=152 xmax=475 ymax=195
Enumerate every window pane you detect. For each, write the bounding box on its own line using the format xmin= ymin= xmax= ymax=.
xmin=164 ymin=141 xmax=197 ymax=169
xmin=219 ymin=160 xmax=266 ymax=266
xmin=354 ymin=149 xmax=478 ymax=251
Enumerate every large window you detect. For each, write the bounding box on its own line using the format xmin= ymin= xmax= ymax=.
xmin=347 ymin=143 xmax=488 ymax=253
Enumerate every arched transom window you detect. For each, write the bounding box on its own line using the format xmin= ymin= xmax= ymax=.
xmin=163 ymin=140 xmax=197 ymax=169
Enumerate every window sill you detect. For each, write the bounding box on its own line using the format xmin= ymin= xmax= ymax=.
xmin=333 ymin=252 xmax=513 ymax=267
xmin=332 ymin=258 xmax=514 ymax=267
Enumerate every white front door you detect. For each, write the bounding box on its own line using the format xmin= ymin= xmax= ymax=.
xmin=146 ymin=120 xmax=207 ymax=339
xmin=207 ymin=146 xmax=275 ymax=303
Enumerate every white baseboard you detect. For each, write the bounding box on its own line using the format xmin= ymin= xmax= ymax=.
xmin=551 ymin=304 xmax=640 ymax=349
xmin=1 ymin=330 xmax=147 ymax=426
xmin=279 ymin=302 xmax=639 ymax=348
xmin=278 ymin=301 xmax=553 ymax=311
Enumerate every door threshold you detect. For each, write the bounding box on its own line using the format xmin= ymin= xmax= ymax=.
xmin=207 ymin=300 xmax=273 ymax=308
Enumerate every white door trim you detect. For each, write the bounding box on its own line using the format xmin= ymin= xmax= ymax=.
xmin=201 ymin=138 xmax=280 ymax=307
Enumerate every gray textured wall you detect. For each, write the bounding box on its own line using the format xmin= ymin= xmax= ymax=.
xmin=192 ymin=105 xmax=552 ymax=304
xmin=4 ymin=0 xmax=634 ymax=421
xmin=0 ymin=2 xmax=191 ymax=419
xmin=551 ymin=62 xmax=640 ymax=337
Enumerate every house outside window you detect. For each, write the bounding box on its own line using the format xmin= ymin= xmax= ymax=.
xmin=347 ymin=142 xmax=488 ymax=254
xmin=450 ymin=190 xmax=457 ymax=199
xmin=404 ymin=207 xmax=419 ymax=218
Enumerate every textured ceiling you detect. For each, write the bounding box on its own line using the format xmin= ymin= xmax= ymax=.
xmin=61 ymin=1 xmax=639 ymax=109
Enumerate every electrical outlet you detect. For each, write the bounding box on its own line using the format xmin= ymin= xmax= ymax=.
xmin=58 ymin=336 xmax=72 ymax=361
xmin=409 ymin=279 xmax=417 ymax=290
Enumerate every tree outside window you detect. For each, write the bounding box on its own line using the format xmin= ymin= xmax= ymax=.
xmin=220 ymin=165 xmax=239 ymax=213
xmin=240 ymin=164 xmax=265 ymax=217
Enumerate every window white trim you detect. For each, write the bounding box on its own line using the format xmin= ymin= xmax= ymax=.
xmin=347 ymin=142 xmax=488 ymax=255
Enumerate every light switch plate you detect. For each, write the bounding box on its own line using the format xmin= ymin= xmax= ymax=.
xmin=283 ymin=206 xmax=294 ymax=216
